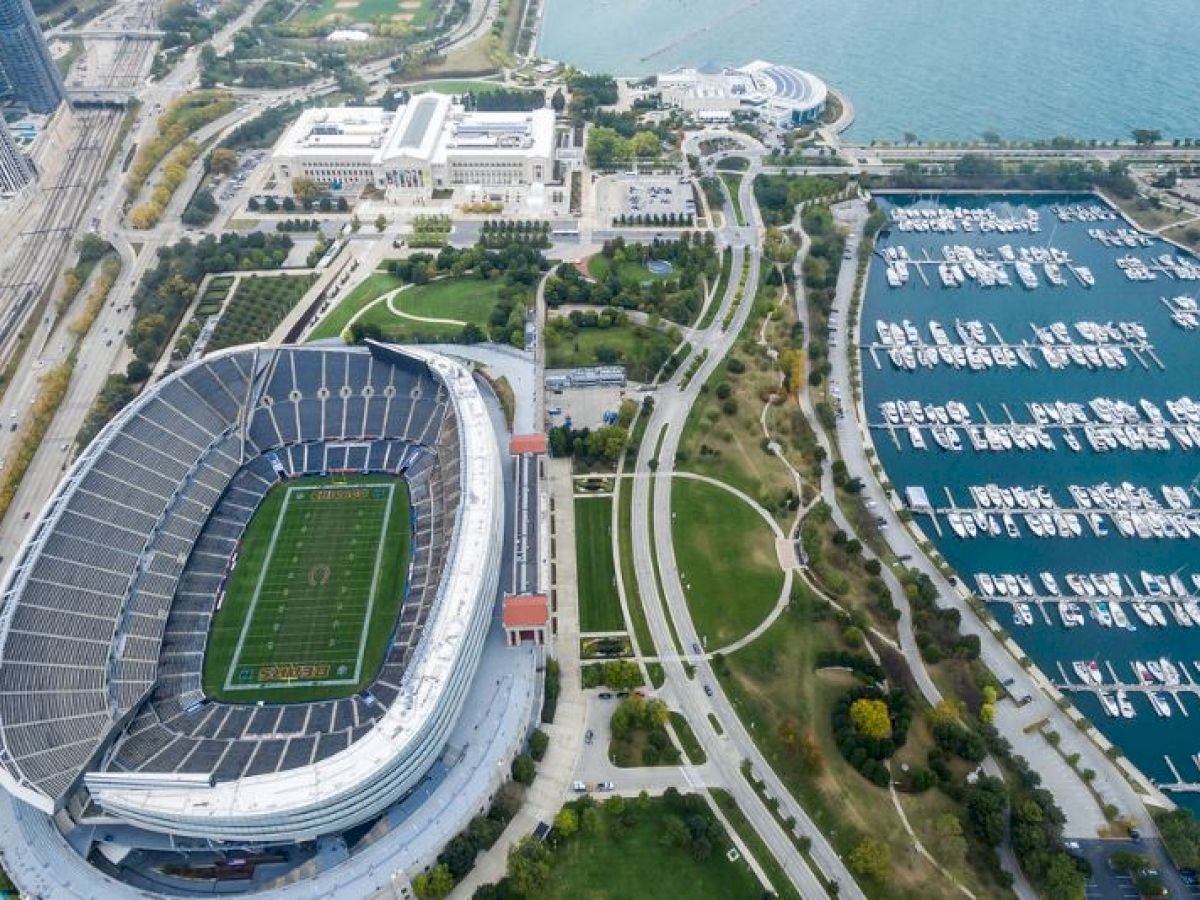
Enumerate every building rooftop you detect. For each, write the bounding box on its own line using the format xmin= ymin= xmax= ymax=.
xmin=502 ymin=595 xmax=548 ymax=629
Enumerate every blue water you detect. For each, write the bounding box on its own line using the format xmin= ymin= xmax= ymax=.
xmin=859 ymin=193 xmax=1200 ymax=812
xmin=537 ymin=0 xmax=1200 ymax=142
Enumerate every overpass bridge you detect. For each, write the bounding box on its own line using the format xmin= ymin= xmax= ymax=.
xmin=67 ymin=88 xmax=137 ymax=107
xmin=56 ymin=29 xmax=164 ymax=38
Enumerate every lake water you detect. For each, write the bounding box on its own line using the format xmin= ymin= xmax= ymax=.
xmin=859 ymin=193 xmax=1200 ymax=813
xmin=537 ymin=0 xmax=1200 ymax=142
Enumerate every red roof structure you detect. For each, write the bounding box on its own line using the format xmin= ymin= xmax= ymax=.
xmin=509 ymin=433 xmax=547 ymax=456
xmin=502 ymin=594 xmax=549 ymax=629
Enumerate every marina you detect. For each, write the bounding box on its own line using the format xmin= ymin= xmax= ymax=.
xmin=861 ymin=194 xmax=1200 ymax=809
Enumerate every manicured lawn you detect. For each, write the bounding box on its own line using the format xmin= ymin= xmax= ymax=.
xmin=669 ymin=711 xmax=707 ymax=764
xmin=294 ymin=0 xmax=433 ymax=27
xmin=357 ymin=276 xmax=505 ymax=342
xmin=671 ymin=478 xmax=782 ymax=649
xmin=617 ymin=476 xmax=656 ymax=656
xmin=401 ymin=78 xmax=508 ymax=95
xmin=545 ymin=321 xmax=676 ymax=382
xmin=390 ymin=277 xmax=501 ymax=325
xmin=574 ymin=496 xmax=625 ymax=633
xmin=721 ymin=173 xmax=745 ymax=225
xmin=308 ymin=272 xmax=403 ymax=341
xmin=540 ymin=796 xmax=762 ymax=900
xmin=711 ymin=789 xmax=801 ymax=900
xmin=588 ymin=253 xmax=672 ymax=285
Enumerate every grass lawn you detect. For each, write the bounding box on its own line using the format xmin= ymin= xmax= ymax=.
xmin=541 ymin=797 xmax=762 ymax=900
xmin=202 ymin=475 xmax=410 ymax=703
xmin=678 ymin=280 xmax=821 ymax=511
xmin=669 ymin=710 xmax=707 ymax=764
xmin=545 ymin=321 xmax=675 ymax=382
xmin=294 ymin=0 xmax=433 ymax=27
xmin=671 ymin=478 xmax=782 ymax=649
xmin=390 ymin=277 xmax=500 ymax=325
xmin=357 ymin=276 xmax=504 ymax=342
xmin=617 ymin=475 xmax=655 ymax=656
xmin=717 ymin=582 xmax=1005 ymax=899
xmin=696 ymin=246 xmax=734 ymax=330
xmin=400 ymin=78 xmax=508 ymax=94
xmin=588 ymin=254 xmax=672 ymax=285
xmin=711 ymin=789 xmax=801 ymax=900
xmin=574 ymin=496 xmax=625 ymax=633
xmin=721 ymin=173 xmax=745 ymax=226
xmin=308 ymin=272 xmax=403 ymax=341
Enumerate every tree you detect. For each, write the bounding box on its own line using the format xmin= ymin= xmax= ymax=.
xmin=903 ymin=131 xmax=918 ymax=146
xmin=375 ymin=213 xmax=388 ymax=232
xmin=292 ymin=176 xmax=323 ymax=202
xmin=412 ymin=863 xmax=454 ymax=900
xmin=511 ymin=753 xmax=536 ymax=785
xmin=849 ymin=698 xmax=892 ymax=739
xmin=553 ymin=807 xmax=578 ymax=838
xmin=1131 ymin=128 xmax=1163 ymax=146
xmin=603 ymin=659 xmax=641 ymax=691
xmin=551 ymin=88 xmax=565 ymax=114
xmin=210 ymin=147 xmax=238 ymax=175
xmin=506 ymin=838 xmax=551 ymax=897
xmin=847 ymin=838 xmax=891 ymax=881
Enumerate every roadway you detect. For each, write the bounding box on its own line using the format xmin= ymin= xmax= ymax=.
xmin=625 ymin=146 xmax=865 ymax=898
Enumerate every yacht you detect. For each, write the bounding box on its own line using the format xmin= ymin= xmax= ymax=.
xmin=1149 ymin=693 xmax=1173 ymax=718
xmin=1117 ymin=690 xmax=1136 ymax=719
xmin=1098 ymin=693 xmax=1120 ymax=717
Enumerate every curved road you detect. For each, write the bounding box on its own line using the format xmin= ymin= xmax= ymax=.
xmin=629 ymin=145 xmax=865 ymax=899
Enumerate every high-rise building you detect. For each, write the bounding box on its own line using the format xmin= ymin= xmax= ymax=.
xmin=0 ymin=117 xmax=35 ymax=193
xmin=0 ymin=0 xmax=65 ymax=114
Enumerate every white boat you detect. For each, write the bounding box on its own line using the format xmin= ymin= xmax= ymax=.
xmin=1098 ymin=692 xmax=1120 ymax=717
xmin=1160 ymin=657 xmax=1182 ymax=685
xmin=1150 ymin=693 xmax=1173 ymax=718
xmin=1117 ymin=690 xmax=1135 ymax=718
xmin=1040 ymin=572 xmax=1060 ymax=595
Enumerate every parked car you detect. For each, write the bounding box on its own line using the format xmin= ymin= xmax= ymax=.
xmin=703 ymin=684 xmax=714 ymax=697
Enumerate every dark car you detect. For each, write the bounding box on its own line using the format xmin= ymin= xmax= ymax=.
xmin=703 ymin=684 xmax=714 ymax=697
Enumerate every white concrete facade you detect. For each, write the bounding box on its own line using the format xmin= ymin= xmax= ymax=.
xmin=271 ymin=93 xmax=556 ymax=197
xmin=656 ymin=60 xmax=827 ymax=128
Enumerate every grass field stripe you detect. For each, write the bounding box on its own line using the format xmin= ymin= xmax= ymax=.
xmin=224 ymin=482 xmax=297 ymax=691
xmin=353 ymin=482 xmax=395 ymax=684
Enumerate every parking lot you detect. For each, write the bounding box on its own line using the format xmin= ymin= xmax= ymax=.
xmin=544 ymin=380 xmax=630 ymax=431
xmin=1075 ymin=838 xmax=1194 ymax=900
xmin=596 ymin=174 xmax=696 ymax=226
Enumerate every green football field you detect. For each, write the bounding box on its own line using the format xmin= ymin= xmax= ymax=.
xmin=202 ymin=475 xmax=411 ymax=703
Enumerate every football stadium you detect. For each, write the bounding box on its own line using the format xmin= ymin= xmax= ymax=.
xmin=0 ymin=342 xmax=541 ymax=895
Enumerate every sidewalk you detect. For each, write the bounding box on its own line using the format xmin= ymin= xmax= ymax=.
xmin=450 ymin=460 xmax=585 ymax=897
